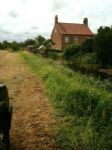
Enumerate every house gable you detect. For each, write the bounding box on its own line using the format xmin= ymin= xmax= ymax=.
xmin=51 ymin=23 xmax=62 ymax=50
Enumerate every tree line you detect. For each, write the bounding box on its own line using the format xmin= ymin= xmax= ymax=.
xmin=0 ymin=35 xmax=53 ymax=52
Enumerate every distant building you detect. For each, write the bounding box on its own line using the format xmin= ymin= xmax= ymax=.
xmin=51 ymin=15 xmax=94 ymax=50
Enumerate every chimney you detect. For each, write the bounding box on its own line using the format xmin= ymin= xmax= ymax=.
xmin=55 ymin=15 xmax=58 ymax=24
xmin=83 ymin=18 xmax=88 ymax=26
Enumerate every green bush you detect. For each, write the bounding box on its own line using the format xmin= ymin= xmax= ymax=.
xmin=63 ymin=44 xmax=81 ymax=61
xmin=11 ymin=41 xmax=20 ymax=51
xmin=80 ymin=38 xmax=94 ymax=54
xmin=75 ymin=53 xmax=97 ymax=65
xmin=48 ymin=51 xmax=57 ymax=59
xmin=95 ymin=26 xmax=112 ymax=67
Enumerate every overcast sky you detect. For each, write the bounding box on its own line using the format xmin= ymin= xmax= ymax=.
xmin=0 ymin=0 xmax=112 ymax=42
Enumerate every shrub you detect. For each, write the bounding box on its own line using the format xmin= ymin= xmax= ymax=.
xmin=63 ymin=44 xmax=81 ymax=61
xmin=48 ymin=51 xmax=57 ymax=59
xmin=75 ymin=52 xmax=97 ymax=65
xmin=11 ymin=41 xmax=20 ymax=51
xmin=80 ymin=38 xmax=94 ymax=54
xmin=95 ymin=26 xmax=112 ymax=67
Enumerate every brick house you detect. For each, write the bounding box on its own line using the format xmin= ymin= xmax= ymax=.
xmin=51 ymin=15 xmax=94 ymax=51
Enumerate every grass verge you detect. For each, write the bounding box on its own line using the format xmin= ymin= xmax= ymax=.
xmin=21 ymin=51 xmax=112 ymax=150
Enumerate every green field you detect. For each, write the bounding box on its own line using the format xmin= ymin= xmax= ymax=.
xmin=22 ymin=52 xmax=112 ymax=150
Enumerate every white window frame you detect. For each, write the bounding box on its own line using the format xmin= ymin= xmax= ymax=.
xmin=65 ymin=36 xmax=69 ymax=43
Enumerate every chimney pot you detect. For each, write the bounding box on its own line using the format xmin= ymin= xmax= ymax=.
xmin=55 ymin=15 xmax=58 ymax=24
xmin=83 ymin=18 xmax=88 ymax=26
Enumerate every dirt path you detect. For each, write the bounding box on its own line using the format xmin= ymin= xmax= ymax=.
xmin=0 ymin=51 xmax=55 ymax=150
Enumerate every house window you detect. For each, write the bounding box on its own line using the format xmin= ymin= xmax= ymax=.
xmin=65 ymin=36 xmax=69 ymax=43
xmin=74 ymin=36 xmax=78 ymax=42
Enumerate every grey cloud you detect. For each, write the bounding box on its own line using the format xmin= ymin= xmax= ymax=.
xmin=0 ymin=31 xmax=38 ymax=42
xmin=8 ymin=11 xmax=19 ymax=18
xmin=20 ymin=0 xmax=30 ymax=4
xmin=51 ymin=0 xmax=79 ymax=12
xmin=31 ymin=26 xmax=39 ymax=30
xmin=0 ymin=28 xmax=12 ymax=35
xmin=51 ymin=0 xmax=68 ymax=12
xmin=22 ymin=31 xmax=32 ymax=35
xmin=77 ymin=11 xmax=85 ymax=18
xmin=0 ymin=34 xmax=13 ymax=42
xmin=43 ymin=32 xmax=50 ymax=38
xmin=6 ymin=31 xmax=49 ymax=42
xmin=70 ymin=11 xmax=86 ymax=21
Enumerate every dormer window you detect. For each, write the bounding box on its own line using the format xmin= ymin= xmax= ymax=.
xmin=65 ymin=36 xmax=69 ymax=43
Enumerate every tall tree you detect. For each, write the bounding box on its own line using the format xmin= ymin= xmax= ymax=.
xmin=35 ymin=35 xmax=46 ymax=47
xmin=24 ymin=39 xmax=36 ymax=47
xmin=0 ymin=42 xmax=3 ymax=49
xmin=11 ymin=41 xmax=20 ymax=51
xmin=44 ymin=39 xmax=53 ymax=49
xmin=2 ymin=41 xmax=10 ymax=49
xmin=95 ymin=26 xmax=112 ymax=66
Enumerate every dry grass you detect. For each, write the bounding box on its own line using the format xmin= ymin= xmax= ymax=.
xmin=0 ymin=50 xmax=55 ymax=150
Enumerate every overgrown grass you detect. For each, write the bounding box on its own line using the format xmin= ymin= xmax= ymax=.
xmin=21 ymin=51 xmax=112 ymax=150
xmin=74 ymin=52 xmax=97 ymax=65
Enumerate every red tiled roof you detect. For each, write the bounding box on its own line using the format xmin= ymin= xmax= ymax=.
xmin=57 ymin=22 xmax=93 ymax=35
